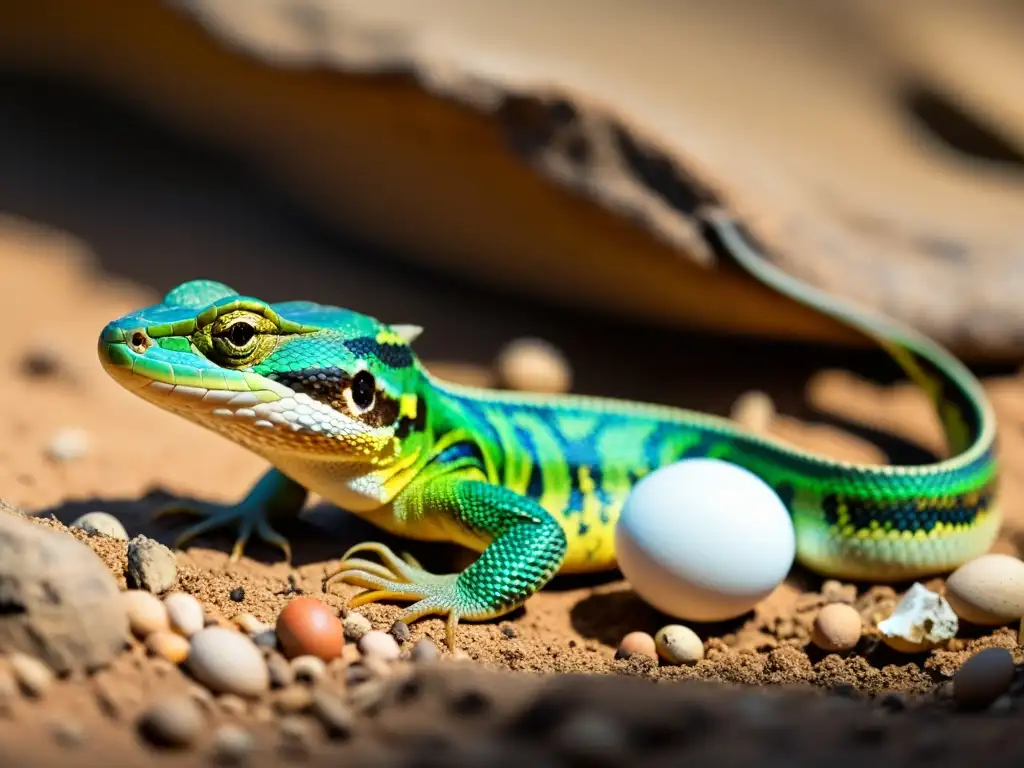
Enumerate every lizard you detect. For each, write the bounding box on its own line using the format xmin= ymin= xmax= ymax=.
xmin=97 ymin=208 xmax=999 ymax=651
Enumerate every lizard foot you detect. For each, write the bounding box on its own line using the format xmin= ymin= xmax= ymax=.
xmin=152 ymin=500 xmax=292 ymax=563
xmin=324 ymin=542 xmax=481 ymax=651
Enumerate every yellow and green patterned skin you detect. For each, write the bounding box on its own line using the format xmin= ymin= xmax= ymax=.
xmin=97 ymin=211 xmax=999 ymax=650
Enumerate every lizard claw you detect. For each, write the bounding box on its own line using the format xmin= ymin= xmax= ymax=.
xmin=324 ymin=541 xmax=465 ymax=650
xmin=153 ymin=500 xmax=293 ymax=564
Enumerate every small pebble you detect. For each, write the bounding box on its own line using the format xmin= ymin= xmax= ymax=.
xmin=615 ymin=631 xmax=657 ymax=661
xmin=229 ymin=587 xmax=245 ymax=602
xmin=278 ymin=715 xmax=316 ymax=755
xmin=187 ymin=684 xmax=215 ymax=710
xmin=233 ymin=614 xmax=269 ymax=635
xmin=70 ymin=511 xmax=128 ymax=541
xmin=358 ymin=631 xmax=401 ymax=661
xmin=212 ymin=724 xmax=256 ymax=765
xmin=187 ymin=627 xmax=270 ymax=697
xmin=20 ymin=347 xmax=63 ymax=378
xmin=164 ymin=592 xmax=206 ymax=637
xmin=342 ymin=612 xmax=372 ymax=642
xmin=218 ymin=694 xmax=249 ymax=717
xmin=729 ymin=390 xmax=775 ymax=433
xmin=811 ymin=603 xmax=862 ymax=652
xmin=388 ymin=620 xmax=410 ymax=645
xmin=145 ymin=631 xmax=191 ymax=664
xmin=266 ymin=653 xmax=295 ymax=688
xmin=276 ymin=597 xmax=345 ymax=661
xmin=495 ymin=337 xmax=572 ymax=393
xmin=123 ymin=589 xmax=171 ymax=639
xmin=410 ymin=638 xmax=440 ymax=663
xmin=0 ymin=667 xmax=18 ymax=714
xmin=273 ymin=685 xmax=314 ymax=714
xmin=945 ymin=553 xmax=1024 ymax=626
xmin=654 ymin=625 xmax=704 ymax=665
xmin=953 ymin=647 xmax=1015 ymax=710
xmin=45 ymin=428 xmax=89 ymax=462
xmin=9 ymin=653 xmax=54 ymax=697
xmin=291 ymin=655 xmax=327 ymax=683
xmin=138 ymin=695 xmax=204 ymax=748
xmin=311 ymin=688 xmax=354 ymax=739
xmin=126 ymin=535 xmax=177 ymax=594
xmin=50 ymin=719 xmax=84 ymax=748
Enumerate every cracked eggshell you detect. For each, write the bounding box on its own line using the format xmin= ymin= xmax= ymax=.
xmin=944 ymin=553 xmax=1024 ymax=626
xmin=877 ymin=582 xmax=959 ymax=653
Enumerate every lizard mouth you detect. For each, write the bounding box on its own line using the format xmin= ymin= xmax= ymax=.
xmin=97 ymin=324 xmax=394 ymax=452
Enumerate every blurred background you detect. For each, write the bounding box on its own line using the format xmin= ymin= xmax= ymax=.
xmin=2 ymin=0 xmax=1024 ymax=417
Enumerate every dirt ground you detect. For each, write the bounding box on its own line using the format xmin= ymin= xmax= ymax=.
xmin=4 ymin=79 xmax=1024 ymax=765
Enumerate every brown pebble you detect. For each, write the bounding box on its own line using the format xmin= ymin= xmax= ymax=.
xmin=953 ymin=647 xmax=1015 ymax=710
xmin=145 ymin=631 xmax=190 ymax=664
xmin=266 ymin=653 xmax=295 ymax=688
xmin=495 ymin=337 xmax=572 ymax=393
xmin=729 ymin=390 xmax=775 ymax=433
xmin=212 ymin=724 xmax=255 ymax=764
xmin=138 ymin=695 xmax=203 ymax=748
xmin=50 ymin=719 xmax=84 ymax=748
xmin=342 ymin=612 xmax=372 ymax=642
xmin=615 ymin=631 xmax=657 ymax=661
xmin=276 ymin=597 xmax=345 ymax=661
xmin=278 ymin=715 xmax=317 ymax=755
xmin=123 ymin=590 xmax=170 ymax=639
xmin=311 ymin=688 xmax=354 ymax=739
xmin=388 ymin=620 xmax=410 ymax=645
xmin=273 ymin=685 xmax=314 ymax=714
xmin=233 ymin=614 xmax=269 ymax=635
xmin=218 ymin=694 xmax=248 ymax=717
xmin=410 ymin=638 xmax=440 ymax=663
xmin=811 ymin=603 xmax=862 ymax=652
xmin=9 ymin=653 xmax=53 ymax=697
xmin=358 ymin=630 xmax=400 ymax=661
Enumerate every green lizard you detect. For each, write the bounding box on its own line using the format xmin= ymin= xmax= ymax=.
xmin=98 ymin=209 xmax=999 ymax=650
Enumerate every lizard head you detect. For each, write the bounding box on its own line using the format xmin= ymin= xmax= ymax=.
xmin=98 ymin=279 xmax=427 ymax=463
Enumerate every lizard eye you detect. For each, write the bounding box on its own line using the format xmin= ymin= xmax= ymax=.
xmin=226 ymin=321 xmax=256 ymax=348
xmin=350 ymin=370 xmax=376 ymax=411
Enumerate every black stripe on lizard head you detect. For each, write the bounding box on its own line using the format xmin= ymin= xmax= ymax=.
xmin=268 ymin=367 xmax=400 ymax=428
xmin=343 ymin=337 xmax=414 ymax=369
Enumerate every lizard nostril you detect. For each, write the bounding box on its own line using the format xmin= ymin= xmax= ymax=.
xmin=130 ymin=331 xmax=148 ymax=351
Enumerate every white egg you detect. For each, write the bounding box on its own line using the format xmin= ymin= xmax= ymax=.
xmin=615 ymin=457 xmax=795 ymax=622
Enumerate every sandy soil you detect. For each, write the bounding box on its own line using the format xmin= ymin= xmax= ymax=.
xmin=4 ymin=79 xmax=1024 ymax=765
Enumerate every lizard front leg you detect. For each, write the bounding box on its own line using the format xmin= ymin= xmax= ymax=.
xmin=324 ymin=474 xmax=568 ymax=650
xmin=153 ymin=468 xmax=308 ymax=562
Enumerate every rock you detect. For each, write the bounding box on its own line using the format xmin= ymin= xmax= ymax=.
xmin=944 ymin=554 xmax=1024 ymax=626
xmin=0 ymin=511 xmax=129 ymax=674
xmin=145 ymin=631 xmax=191 ymax=664
xmin=953 ymin=647 xmax=1015 ymax=710
xmin=311 ymin=688 xmax=354 ymax=739
xmin=138 ymin=695 xmax=204 ymax=748
xmin=126 ymin=536 xmax=177 ymax=594
xmin=388 ymin=620 xmax=410 ymax=646
xmin=266 ymin=652 xmax=295 ymax=688
xmin=187 ymin=627 xmax=270 ymax=697
xmin=811 ymin=603 xmax=862 ymax=652
xmin=212 ymin=724 xmax=256 ymax=764
xmin=654 ymin=625 xmax=705 ymax=665
xmin=9 ymin=652 xmax=54 ymax=697
xmin=70 ymin=512 xmax=128 ymax=541
xmin=291 ymin=655 xmax=326 ymax=683
xmin=163 ymin=592 xmax=205 ymax=637
xmin=357 ymin=631 xmax=400 ymax=661
xmin=342 ymin=612 xmax=371 ymax=642
xmin=410 ymin=638 xmax=440 ymax=663
xmin=122 ymin=590 xmax=170 ymax=639
xmin=45 ymin=428 xmax=89 ymax=462
xmin=615 ymin=631 xmax=657 ymax=661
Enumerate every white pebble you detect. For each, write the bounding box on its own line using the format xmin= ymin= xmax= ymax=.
xmin=290 ymin=655 xmax=326 ymax=683
xmin=163 ymin=592 xmax=206 ymax=637
xmin=357 ymin=630 xmax=400 ymax=661
xmin=9 ymin=653 xmax=53 ymax=697
xmin=878 ymin=583 xmax=959 ymax=653
xmin=615 ymin=458 xmax=795 ymax=622
xmin=654 ymin=625 xmax=704 ymax=665
xmin=233 ymin=614 xmax=270 ymax=635
xmin=45 ymin=428 xmax=89 ymax=462
xmin=70 ymin=512 xmax=128 ymax=541
xmin=944 ymin=553 xmax=1024 ymax=626
xmin=343 ymin=612 xmax=372 ymax=642
xmin=187 ymin=627 xmax=269 ymax=697
xmin=122 ymin=590 xmax=170 ymax=639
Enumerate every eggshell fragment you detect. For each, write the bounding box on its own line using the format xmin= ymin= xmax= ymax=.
xmin=877 ymin=583 xmax=958 ymax=653
xmin=944 ymin=554 xmax=1024 ymax=626
xmin=275 ymin=597 xmax=344 ymax=661
xmin=811 ymin=603 xmax=862 ymax=652
xmin=615 ymin=458 xmax=795 ymax=622
xmin=952 ymin=647 xmax=1015 ymax=710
